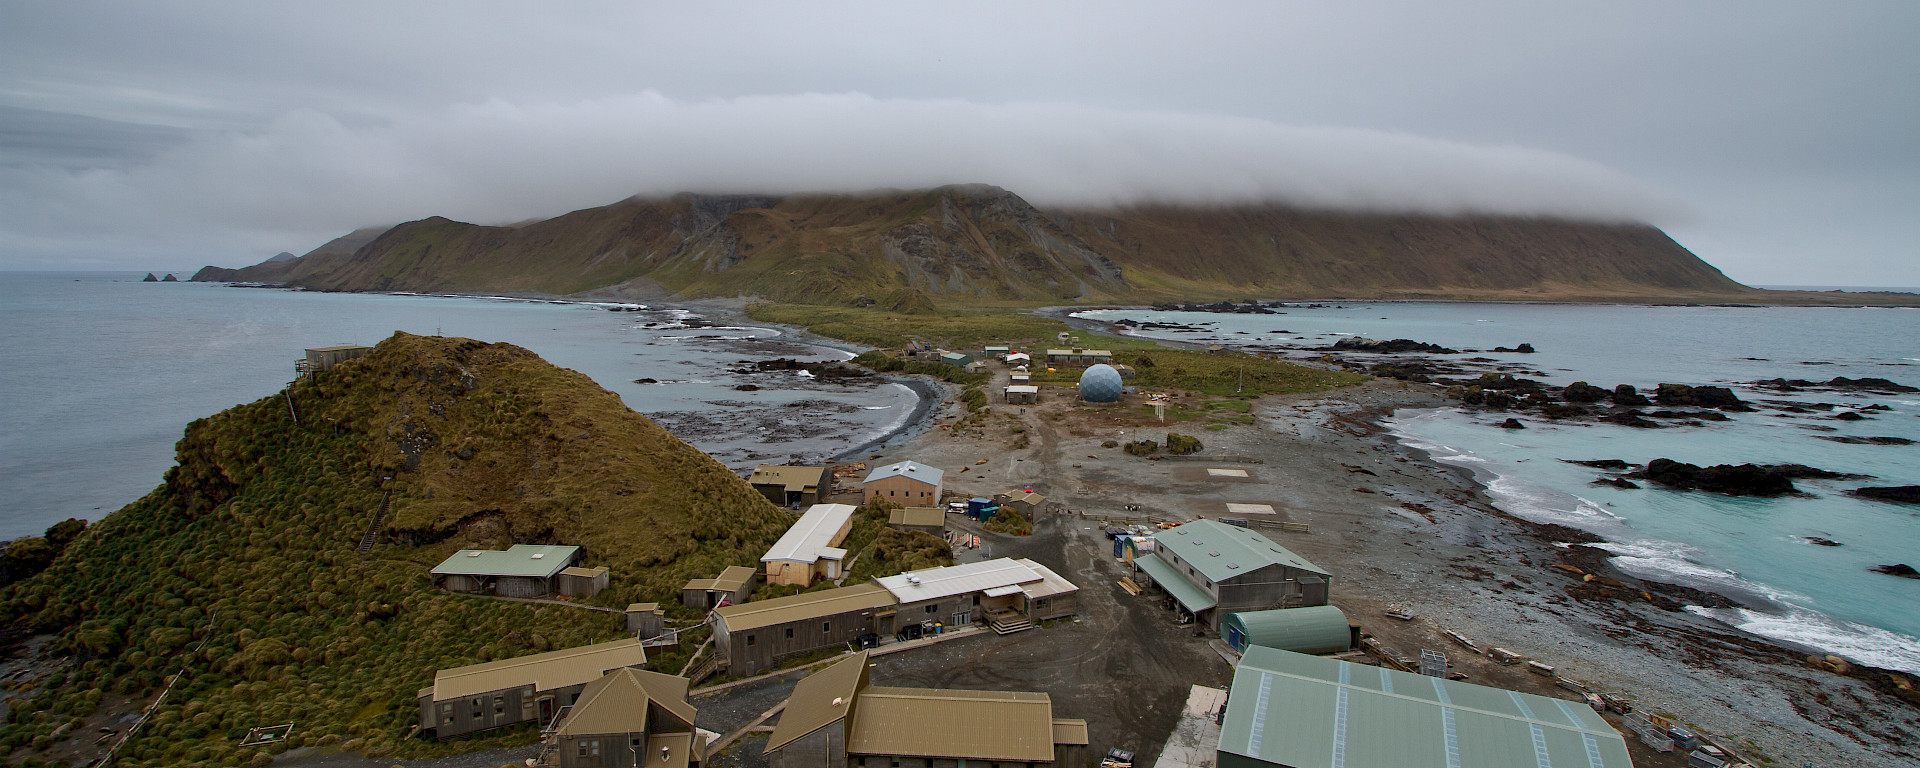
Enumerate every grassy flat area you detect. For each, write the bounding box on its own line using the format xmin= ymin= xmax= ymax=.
xmin=746 ymin=302 xmax=1081 ymax=349
xmin=1029 ymin=347 xmax=1366 ymax=397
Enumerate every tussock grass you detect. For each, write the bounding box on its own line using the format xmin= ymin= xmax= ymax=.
xmin=0 ymin=333 xmax=793 ymax=764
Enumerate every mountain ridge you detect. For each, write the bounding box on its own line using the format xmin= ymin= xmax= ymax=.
xmin=193 ymin=185 xmax=1754 ymax=302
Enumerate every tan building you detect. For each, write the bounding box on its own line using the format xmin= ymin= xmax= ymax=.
xmin=417 ymin=639 xmax=647 ymax=739
xmin=762 ymin=503 xmax=857 ymax=587
xmin=887 ymin=506 xmax=946 ymax=536
xmin=876 ymin=558 xmax=1080 ymax=635
xmin=709 ymin=584 xmax=894 ymax=675
xmin=558 ymin=566 xmax=610 ymax=598
xmin=996 ymin=490 xmax=1047 ymax=517
xmin=1004 ymin=385 xmax=1039 ymax=404
xmin=682 ymin=565 xmax=758 ymax=609
xmin=862 ymin=461 xmax=944 ymax=506
xmin=765 ymin=652 xmax=1089 ymax=768
xmin=298 ymin=344 xmax=372 ymax=377
xmin=538 ymin=667 xmax=702 ymax=768
xmin=625 ymin=603 xmax=665 ymax=639
xmin=749 ymin=465 xmax=832 ymax=508
xmin=1043 ymin=348 xmax=1113 ymax=368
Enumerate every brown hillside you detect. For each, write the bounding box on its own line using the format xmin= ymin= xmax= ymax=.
xmin=195 ymin=185 xmax=1756 ymax=302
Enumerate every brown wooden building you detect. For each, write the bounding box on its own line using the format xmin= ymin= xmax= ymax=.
xmin=417 ymin=639 xmax=648 ymax=739
xmin=708 ymin=584 xmax=894 ymax=675
xmin=887 ymin=506 xmax=946 ymax=536
xmin=681 ymin=565 xmax=758 ymax=609
xmin=539 ymin=668 xmax=703 ymax=768
xmin=749 ymin=465 xmax=832 ymax=508
xmin=765 ymin=652 xmax=1089 ymax=768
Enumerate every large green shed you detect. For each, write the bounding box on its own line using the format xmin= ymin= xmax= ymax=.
xmin=1221 ymin=606 xmax=1354 ymax=655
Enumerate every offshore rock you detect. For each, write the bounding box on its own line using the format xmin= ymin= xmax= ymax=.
xmin=1870 ymin=564 xmax=1919 ymax=579
xmin=1654 ymin=383 xmax=1752 ymax=410
xmin=1850 ymin=486 xmax=1920 ymax=505
xmin=1611 ymin=384 xmax=1653 ymax=406
xmin=1563 ymin=381 xmax=1610 ymax=403
xmin=1631 ymin=458 xmax=1799 ymax=496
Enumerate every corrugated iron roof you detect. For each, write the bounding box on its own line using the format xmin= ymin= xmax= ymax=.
xmin=428 ymin=638 xmax=646 ymax=701
xmin=1014 ymin=559 xmax=1079 ymax=600
xmin=888 ymin=506 xmax=946 ymax=527
xmin=1158 ymin=519 xmax=1329 ymax=583
xmin=877 ymin=558 xmax=1041 ymax=604
xmin=766 ymin=651 xmax=870 ymax=752
xmin=1223 ymin=606 xmax=1352 ymax=655
xmin=1221 ymin=647 xmax=1633 ymax=768
xmin=1133 ymin=554 xmax=1217 ymax=613
xmin=430 ymin=544 xmax=580 ymax=578
xmin=1051 ymin=719 xmax=1090 ymax=746
xmin=712 ymin=583 xmax=893 ymax=632
xmin=749 ymin=465 xmax=829 ymax=492
xmin=553 ymin=667 xmax=695 ymax=736
xmin=863 ymin=460 xmax=945 ymax=487
xmin=762 ymin=503 xmax=856 ymax=564
xmin=848 ymin=686 xmax=1057 ymax=762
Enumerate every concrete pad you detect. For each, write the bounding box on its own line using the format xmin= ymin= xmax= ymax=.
xmin=1206 ymin=468 xmax=1249 ymax=478
xmin=1151 ymin=685 xmax=1228 ymax=768
xmin=1223 ymin=503 xmax=1275 ymax=515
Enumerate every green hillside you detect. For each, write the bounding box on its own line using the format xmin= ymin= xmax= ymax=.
xmin=0 ymin=333 xmax=793 ymax=765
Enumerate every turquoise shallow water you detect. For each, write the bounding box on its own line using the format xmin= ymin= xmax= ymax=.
xmin=1079 ymin=303 xmax=1920 ymax=673
xmin=0 ymin=272 xmax=915 ymax=539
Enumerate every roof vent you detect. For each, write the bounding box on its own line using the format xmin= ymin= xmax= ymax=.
xmin=1228 ymin=563 xmax=1241 ymax=570
xmin=466 ymin=552 xmax=481 ymax=557
xmin=1209 ymin=552 xmax=1221 ymax=557
xmin=531 ymin=553 xmax=545 ymax=559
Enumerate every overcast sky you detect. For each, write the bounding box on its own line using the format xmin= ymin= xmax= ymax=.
xmin=1 ymin=2 xmax=1914 ymax=286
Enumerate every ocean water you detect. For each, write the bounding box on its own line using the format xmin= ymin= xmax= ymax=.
xmin=1078 ymin=303 xmax=1920 ymax=674
xmin=0 ymin=272 xmax=916 ymax=540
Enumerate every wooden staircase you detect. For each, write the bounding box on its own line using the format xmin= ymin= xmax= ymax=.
xmin=357 ymin=491 xmax=392 ymax=555
xmin=989 ymin=614 xmax=1035 ymax=635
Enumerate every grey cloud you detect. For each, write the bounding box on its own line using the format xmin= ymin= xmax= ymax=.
xmin=0 ymin=93 xmax=1688 ymax=269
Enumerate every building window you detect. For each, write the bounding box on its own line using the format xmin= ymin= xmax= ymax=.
xmin=471 ymin=698 xmax=482 ymax=720
xmin=494 ymin=695 xmax=505 ymax=715
xmin=925 ymin=604 xmax=938 ymax=614
xmin=747 ymin=634 xmax=756 ymax=646
xmin=786 ymin=627 xmax=794 ymax=639
xmin=439 ymin=703 xmax=453 ymax=725
xmin=893 ymin=760 xmax=902 ymax=768
xmin=823 ymin=621 xmax=831 ymax=633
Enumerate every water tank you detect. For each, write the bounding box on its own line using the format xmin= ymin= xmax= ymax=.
xmin=1078 ymin=364 xmax=1123 ymax=402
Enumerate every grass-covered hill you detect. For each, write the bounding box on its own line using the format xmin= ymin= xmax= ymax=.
xmin=193 ymin=185 xmax=1762 ymax=304
xmin=0 ymin=333 xmax=794 ymax=765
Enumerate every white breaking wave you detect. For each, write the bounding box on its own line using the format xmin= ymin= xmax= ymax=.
xmin=1688 ymin=604 xmax=1920 ymax=675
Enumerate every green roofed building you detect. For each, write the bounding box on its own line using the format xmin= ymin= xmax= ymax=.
xmin=1222 ymin=606 xmax=1355 ymax=656
xmin=1220 ymin=646 xmax=1634 ymax=768
xmin=1132 ymin=519 xmax=1330 ymax=630
xmin=430 ymin=544 xmax=582 ymax=598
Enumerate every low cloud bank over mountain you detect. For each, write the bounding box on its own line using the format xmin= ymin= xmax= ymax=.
xmin=0 ymin=93 xmax=1689 ymax=267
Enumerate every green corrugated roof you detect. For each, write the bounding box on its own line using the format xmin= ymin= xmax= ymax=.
xmin=1158 ymin=520 xmax=1329 ymax=583
xmin=431 ymin=544 xmax=579 ymax=578
xmin=1223 ymin=607 xmax=1351 ymax=655
xmin=1220 ymin=646 xmax=1633 ymax=768
xmin=1133 ymin=554 xmax=1216 ymax=613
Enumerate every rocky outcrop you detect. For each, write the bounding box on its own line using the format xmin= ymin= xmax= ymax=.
xmin=1850 ymin=486 xmax=1920 ymax=505
xmin=1329 ymin=337 xmax=1460 ymax=354
xmin=1870 ymin=564 xmax=1919 ymax=579
xmin=1653 ymin=383 xmax=1752 ymax=410
xmin=1627 ymin=459 xmax=1868 ymax=496
xmin=1563 ymin=381 xmax=1609 ymax=403
xmin=1752 ymin=376 xmax=1919 ymax=394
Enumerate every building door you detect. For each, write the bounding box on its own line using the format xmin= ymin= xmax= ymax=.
xmin=1225 ymin=625 xmax=1245 ymax=650
xmin=953 ymin=610 xmax=971 ymax=626
xmin=537 ymin=696 xmax=554 ymax=723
